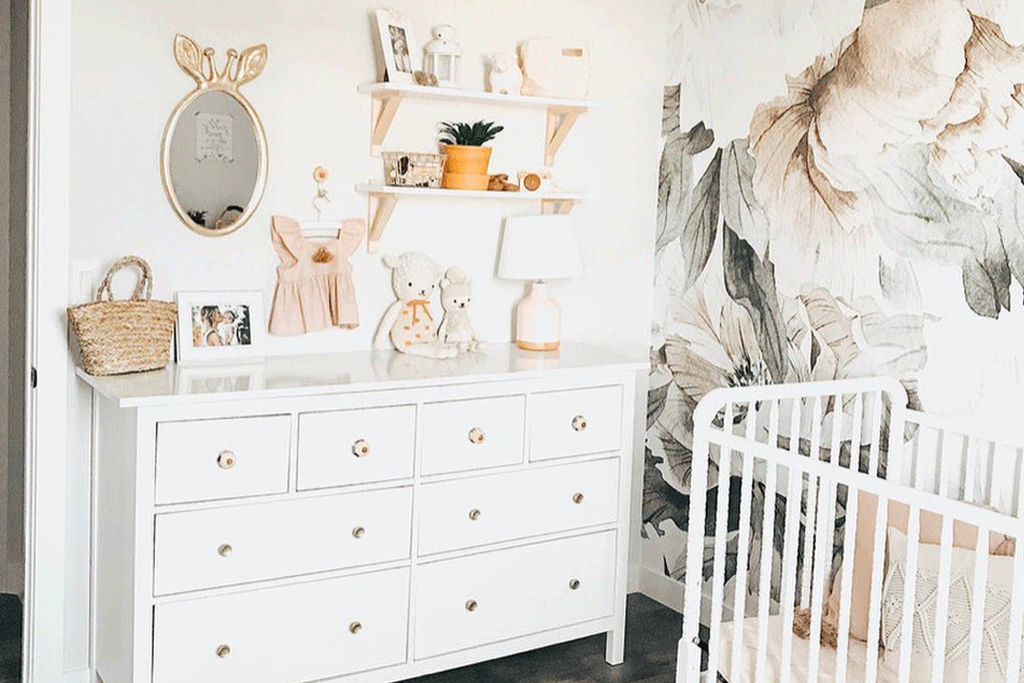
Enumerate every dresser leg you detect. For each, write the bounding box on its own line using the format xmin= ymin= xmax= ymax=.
xmin=605 ymin=627 xmax=625 ymax=665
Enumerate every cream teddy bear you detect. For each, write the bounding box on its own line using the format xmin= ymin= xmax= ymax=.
xmin=374 ymin=252 xmax=458 ymax=359
xmin=438 ymin=267 xmax=483 ymax=353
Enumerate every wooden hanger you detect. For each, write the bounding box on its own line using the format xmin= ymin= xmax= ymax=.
xmin=300 ymin=166 xmax=344 ymax=239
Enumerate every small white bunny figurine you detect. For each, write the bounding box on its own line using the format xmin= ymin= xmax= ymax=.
xmin=487 ymin=52 xmax=523 ymax=95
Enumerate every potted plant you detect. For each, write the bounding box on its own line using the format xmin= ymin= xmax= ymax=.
xmin=438 ymin=120 xmax=504 ymax=190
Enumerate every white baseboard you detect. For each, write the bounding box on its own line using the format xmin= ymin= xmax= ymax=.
xmin=628 ymin=561 xmax=640 ymax=593
xmin=639 ymin=565 xmax=683 ymax=613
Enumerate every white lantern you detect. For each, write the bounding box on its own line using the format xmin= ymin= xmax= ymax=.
xmin=423 ymin=24 xmax=462 ymax=88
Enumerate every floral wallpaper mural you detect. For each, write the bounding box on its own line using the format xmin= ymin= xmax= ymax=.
xmin=644 ymin=0 xmax=1024 ymax=592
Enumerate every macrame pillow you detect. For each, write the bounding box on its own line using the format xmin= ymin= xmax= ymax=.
xmin=824 ymin=491 xmax=1014 ymax=643
xmin=878 ymin=528 xmax=1022 ymax=683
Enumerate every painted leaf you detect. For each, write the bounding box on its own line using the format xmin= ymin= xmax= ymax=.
xmin=1004 ymin=154 xmax=1024 ymax=186
xmin=878 ymin=256 xmax=923 ymax=310
xmin=656 ymin=102 xmax=714 ymax=256
xmin=173 ymin=34 xmax=204 ymax=83
xmin=720 ymin=139 xmax=769 ymax=258
xmin=647 ymin=380 xmax=670 ymax=430
xmin=677 ymin=148 xmax=723 ymax=291
xmin=869 ymin=147 xmax=1017 ymax=318
xmin=642 ymin=436 xmax=690 ymax=537
xmin=236 ymin=44 xmax=269 ymax=86
xmin=722 ymin=224 xmax=788 ymax=383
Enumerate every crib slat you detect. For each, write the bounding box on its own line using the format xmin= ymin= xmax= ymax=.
xmin=799 ymin=396 xmax=823 ymax=609
xmin=728 ymin=402 xmax=758 ymax=683
xmin=964 ymin=435 xmax=978 ymax=504
xmin=863 ymin=492 xmax=890 ymax=683
xmin=831 ymin=392 xmax=844 ymax=467
xmin=704 ymin=402 xmax=735 ymax=682
xmin=778 ymin=400 xmax=802 ymax=681
xmin=807 ymin=473 xmax=836 ymax=683
xmin=967 ymin=529 xmax=989 ymax=683
xmin=850 ymin=391 xmax=864 ymax=473
xmin=930 ymin=430 xmax=953 ymax=683
xmin=897 ymin=506 xmax=921 ymax=683
xmin=868 ymin=390 xmax=884 ymax=478
xmin=1006 ymin=535 xmax=1024 ymax=683
xmin=754 ymin=401 xmax=780 ymax=683
xmin=835 ymin=482 xmax=858 ymax=683
xmin=930 ymin=515 xmax=954 ymax=683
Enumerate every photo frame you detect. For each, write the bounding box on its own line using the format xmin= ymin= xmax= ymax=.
xmin=375 ymin=8 xmax=418 ymax=83
xmin=175 ymin=290 xmax=267 ymax=364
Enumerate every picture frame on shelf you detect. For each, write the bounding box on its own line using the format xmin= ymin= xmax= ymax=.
xmin=175 ymin=290 xmax=267 ymax=364
xmin=374 ymin=9 xmax=418 ymax=84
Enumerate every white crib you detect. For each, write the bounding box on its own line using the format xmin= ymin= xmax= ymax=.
xmin=675 ymin=378 xmax=1024 ymax=683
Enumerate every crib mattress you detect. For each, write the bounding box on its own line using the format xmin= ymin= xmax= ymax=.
xmin=714 ymin=615 xmax=874 ymax=683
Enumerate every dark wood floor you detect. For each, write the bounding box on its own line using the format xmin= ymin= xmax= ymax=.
xmin=0 ymin=594 xmax=21 ymax=683
xmin=407 ymin=594 xmax=680 ymax=683
xmin=0 ymin=594 xmax=677 ymax=683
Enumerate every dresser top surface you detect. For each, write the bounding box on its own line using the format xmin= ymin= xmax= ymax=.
xmin=77 ymin=342 xmax=647 ymax=408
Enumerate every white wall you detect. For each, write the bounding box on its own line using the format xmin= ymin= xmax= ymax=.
xmin=64 ymin=0 xmax=663 ymax=671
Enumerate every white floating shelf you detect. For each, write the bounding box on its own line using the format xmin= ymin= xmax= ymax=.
xmin=355 ymin=182 xmax=585 ymax=253
xmin=359 ymin=82 xmax=595 ymax=164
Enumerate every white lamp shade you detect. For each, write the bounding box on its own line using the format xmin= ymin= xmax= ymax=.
xmin=497 ymin=215 xmax=583 ymax=280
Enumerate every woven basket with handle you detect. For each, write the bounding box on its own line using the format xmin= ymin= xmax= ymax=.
xmin=67 ymin=256 xmax=177 ymax=376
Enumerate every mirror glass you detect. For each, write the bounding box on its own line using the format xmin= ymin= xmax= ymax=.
xmin=165 ymin=90 xmax=263 ymax=235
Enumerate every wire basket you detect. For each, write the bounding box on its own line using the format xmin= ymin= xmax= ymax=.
xmin=383 ymin=152 xmax=446 ymax=188
xmin=67 ymin=256 xmax=177 ymax=376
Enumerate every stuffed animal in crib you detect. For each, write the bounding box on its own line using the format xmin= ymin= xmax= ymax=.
xmin=439 ymin=267 xmax=483 ymax=353
xmin=374 ymin=252 xmax=458 ymax=359
xmin=486 ymin=53 xmax=523 ymax=95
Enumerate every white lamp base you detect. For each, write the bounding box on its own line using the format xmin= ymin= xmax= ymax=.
xmin=515 ymin=281 xmax=561 ymax=351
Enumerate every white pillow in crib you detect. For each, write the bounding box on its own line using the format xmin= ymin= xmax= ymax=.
xmin=879 ymin=528 xmax=1021 ymax=683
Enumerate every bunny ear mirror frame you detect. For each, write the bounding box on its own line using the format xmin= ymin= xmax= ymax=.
xmin=160 ymin=34 xmax=269 ymax=237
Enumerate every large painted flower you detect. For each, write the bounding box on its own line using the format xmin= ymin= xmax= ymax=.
xmin=748 ymin=0 xmax=1024 ymax=316
xmin=666 ymin=0 xmax=865 ymax=142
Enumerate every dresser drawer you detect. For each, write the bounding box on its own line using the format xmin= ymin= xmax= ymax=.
xmin=297 ymin=405 xmax=415 ymax=490
xmin=153 ymin=567 xmax=409 ymax=683
xmin=153 ymin=488 xmax=412 ymax=595
xmin=155 ymin=416 xmax=291 ymax=505
xmin=420 ymin=395 xmax=525 ymax=475
xmin=414 ymin=531 xmax=615 ymax=659
xmin=530 ymin=386 xmax=623 ymax=461
xmin=417 ymin=458 xmax=618 ymax=555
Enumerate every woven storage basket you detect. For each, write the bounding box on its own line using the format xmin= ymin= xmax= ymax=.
xmin=67 ymin=256 xmax=177 ymax=376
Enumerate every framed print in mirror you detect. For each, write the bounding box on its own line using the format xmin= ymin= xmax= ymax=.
xmin=175 ymin=290 xmax=266 ymax=364
xmin=375 ymin=9 xmax=418 ymax=83
xmin=161 ymin=34 xmax=269 ymax=237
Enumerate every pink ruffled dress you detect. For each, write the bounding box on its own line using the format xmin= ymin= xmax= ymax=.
xmin=268 ymin=215 xmax=364 ymax=335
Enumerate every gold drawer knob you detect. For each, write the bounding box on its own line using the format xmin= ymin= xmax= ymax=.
xmin=569 ymin=578 xmax=581 ymax=590
xmin=216 ymin=644 xmax=231 ymax=658
xmin=218 ymin=543 xmax=233 ymax=557
xmin=217 ymin=450 xmax=236 ymax=470
xmin=468 ymin=508 xmax=482 ymax=521
xmin=349 ymin=621 xmax=363 ymax=635
xmin=572 ymin=492 xmax=585 ymax=505
xmin=352 ymin=526 xmax=366 ymax=539
xmin=352 ymin=439 xmax=371 ymax=458
xmin=572 ymin=415 xmax=588 ymax=432
xmin=465 ymin=599 xmax=479 ymax=612
xmin=468 ymin=427 xmax=486 ymax=445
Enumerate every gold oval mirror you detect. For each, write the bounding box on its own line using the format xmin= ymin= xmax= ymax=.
xmin=161 ymin=34 xmax=269 ymax=237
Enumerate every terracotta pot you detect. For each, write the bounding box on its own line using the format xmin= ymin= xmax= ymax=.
xmin=442 ymin=145 xmax=492 ymax=189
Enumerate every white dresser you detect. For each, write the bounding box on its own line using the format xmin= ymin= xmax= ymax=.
xmin=80 ymin=343 xmax=643 ymax=683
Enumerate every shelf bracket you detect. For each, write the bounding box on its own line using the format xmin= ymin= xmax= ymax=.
xmin=366 ymin=193 xmax=399 ymax=253
xmin=541 ymin=198 xmax=577 ymax=215
xmin=370 ymin=94 xmax=403 ymax=156
xmin=544 ymin=106 xmax=583 ymax=167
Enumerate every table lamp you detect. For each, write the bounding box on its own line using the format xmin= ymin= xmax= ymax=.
xmin=497 ymin=215 xmax=582 ymax=351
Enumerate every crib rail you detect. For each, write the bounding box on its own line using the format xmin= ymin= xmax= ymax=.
xmin=677 ymin=379 xmax=1024 ymax=683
